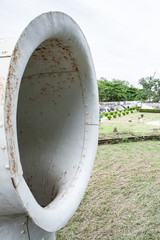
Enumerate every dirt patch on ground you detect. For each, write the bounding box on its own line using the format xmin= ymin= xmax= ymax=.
xmin=146 ymin=121 xmax=160 ymax=126
xmin=99 ymin=134 xmax=160 ymax=144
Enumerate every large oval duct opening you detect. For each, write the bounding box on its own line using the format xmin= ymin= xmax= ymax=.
xmin=17 ymin=38 xmax=85 ymax=207
xmin=4 ymin=12 xmax=99 ymax=231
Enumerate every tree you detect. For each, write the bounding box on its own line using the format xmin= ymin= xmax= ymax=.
xmin=98 ymin=75 xmax=160 ymax=102
xmin=152 ymin=78 xmax=160 ymax=102
xmin=138 ymin=76 xmax=160 ymax=102
xmin=138 ymin=76 xmax=155 ymax=101
xmin=97 ymin=78 xmax=141 ymax=102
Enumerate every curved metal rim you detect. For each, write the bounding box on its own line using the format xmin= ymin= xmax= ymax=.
xmin=4 ymin=12 xmax=98 ymax=231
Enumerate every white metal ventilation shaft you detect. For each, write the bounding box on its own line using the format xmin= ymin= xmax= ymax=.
xmin=0 ymin=12 xmax=99 ymax=239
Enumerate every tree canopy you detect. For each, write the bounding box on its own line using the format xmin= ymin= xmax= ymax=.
xmin=98 ymin=76 xmax=160 ymax=102
xmin=138 ymin=76 xmax=160 ymax=102
xmin=98 ymin=78 xmax=145 ymax=102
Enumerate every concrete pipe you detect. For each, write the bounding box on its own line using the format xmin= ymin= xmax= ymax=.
xmin=0 ymin=12 xmax=99 ymax=239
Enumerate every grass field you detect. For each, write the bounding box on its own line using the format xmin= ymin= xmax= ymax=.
xmin=57 ymin=141 xmax=160 ymax=240
xmin=99 ymin=112 xmax=160 ymax=139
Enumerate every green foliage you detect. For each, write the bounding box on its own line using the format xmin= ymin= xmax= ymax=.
xmin=110 ymin=112 xmax=114 ymax=115
xmin=98 ymin=75 xmax=160 ymax=102
xmin=138 ymin=75 xmax=160 ymax=102
xmin=139 ymin=109 xmax=160 ymax=113
xmin=115 ymin=111 xmax=118 ymax=114
xmin=135 ymin=106 xmax=140 ymax=111
xmin=118 ymin=112 xmax=121 ymax=117
xmin=107 ymin=115 xmax=112 ymax=120
xmin=104 ymin=112 xmax=108 ymax=116
xmin=130 ymin=110 xmax=133 ymax=113
xmin=122 ymin=111 xmax=126 ymax=115
xmin=113 ymin=114 xmax=117 ymax=118
xmin=126 ymin=111 xmax=129 ymax=114
xmin=98 ymin=78 xmax=143 ymax=102
xmin=99 ymin=113 xmax=103 ymax=118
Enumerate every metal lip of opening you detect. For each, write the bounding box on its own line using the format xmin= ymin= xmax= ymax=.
xmin=4 ymin=12 xmax=99 ymax=232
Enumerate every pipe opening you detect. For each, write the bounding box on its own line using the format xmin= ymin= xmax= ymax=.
xmin=17 ymin=38 xmax=85 ymax=207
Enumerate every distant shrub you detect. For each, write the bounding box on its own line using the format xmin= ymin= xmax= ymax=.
xmin=119 ymin=110 xmax=123 ymax=112
xmin=104 ymin=112 xmax=108 ymax=116
xmin=113 ymin=114 xmax=117 ymax=118
xmin=99 ymin=113 xmax=103 ymax=118
xmin=126 ymin=111 xmax=129 ymax=114
xmin=135 ymin=106 xmax=140 ymax=111
xmin=130 ymin=110 xmax=133 ymax=113
xmin=115 ymin=111 xmax=118 ymax=114
xmin=118 ymin=112 xmax=121 ymax=117
xmin=110 ymin=112 xmax=114 ymax=115
xmin=107 ymin=115 xmax=112 ymax=120
xmin=99 ymin=118 xmax=101 ymax=122
xmin=122 ymin=111 xmax=126 ymax=115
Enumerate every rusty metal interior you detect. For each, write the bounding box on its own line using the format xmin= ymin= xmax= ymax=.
xmin=17 ymin=38 xmax=84 ymax=207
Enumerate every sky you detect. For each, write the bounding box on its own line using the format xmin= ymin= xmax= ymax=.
xmin=1 ymin=0 xmax=160 ymax=87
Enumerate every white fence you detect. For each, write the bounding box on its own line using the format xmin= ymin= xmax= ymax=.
xmin=141 ymin=102 xmax=160 ymax=109
xmin=99 ymin=101 xmax=141 ymax=113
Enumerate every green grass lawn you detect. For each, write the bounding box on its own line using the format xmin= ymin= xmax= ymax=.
xmin=57 ymin=141 xmax=160 ymax=240
xmin=99 ymin=112 xmax=160 ymax=139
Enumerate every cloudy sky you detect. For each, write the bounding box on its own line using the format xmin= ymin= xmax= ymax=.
xmin=1 ymin=0 xmax=160 ymax=87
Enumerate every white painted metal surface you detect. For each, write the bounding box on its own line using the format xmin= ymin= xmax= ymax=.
xmin=0 ymin=12 xmax=98 ymax=239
